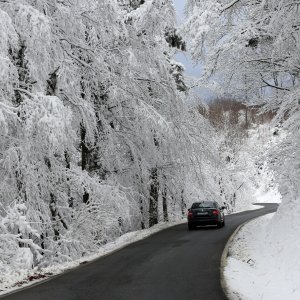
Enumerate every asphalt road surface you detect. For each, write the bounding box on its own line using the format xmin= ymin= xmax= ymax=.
xmin=2 ymin=203 xmax=278 ymax=300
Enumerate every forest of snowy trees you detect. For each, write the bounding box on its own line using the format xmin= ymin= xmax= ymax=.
xmin=0 ymin=0 xmax=225 ymax=275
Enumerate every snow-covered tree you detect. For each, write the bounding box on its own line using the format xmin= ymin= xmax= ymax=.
xmin=0 ymin=0 xmax=222 ymax=278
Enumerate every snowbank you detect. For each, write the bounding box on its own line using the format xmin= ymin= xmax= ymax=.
xmin=224 ymin=213 xmax=300 ymax=300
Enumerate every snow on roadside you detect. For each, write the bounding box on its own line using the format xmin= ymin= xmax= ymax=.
xmin=224 ymin=212 xmax=300 ymax=300
xmin=0 ymin=220 xmax=186 ymax=296
xmin=254 ymin=187 xmax=281 ymax=204
xmin=230 ymin=204 xmax=264 ymax=214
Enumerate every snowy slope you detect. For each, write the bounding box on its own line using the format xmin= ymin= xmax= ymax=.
xmin=224 ymin=212 xmax=300 ymax=300
xmin=221 ymin=123 xmax=281 ymax=214
xmin=223 ymin=124 xmax=300 ymax=299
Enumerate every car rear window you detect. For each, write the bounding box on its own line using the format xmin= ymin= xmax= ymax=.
xmin=191 ymin=201 xmax=216 ymax=209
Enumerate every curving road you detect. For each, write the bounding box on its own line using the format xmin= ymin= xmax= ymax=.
xmin=1 ymin=203 xmax=278 ymax=300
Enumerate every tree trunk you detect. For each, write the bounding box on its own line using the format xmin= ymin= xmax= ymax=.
xmin=49 ymin=192 xmax=60 ymax=240
xmin=65 ymin=151 xmax=74 ymax=208
xmin=13 ymin=39 xmax=30 ymax=105
xmin=162 ymin=184 xmax=169 ymax=222
xmin=181 ymin=189 xmax=186 ymax=216
xmin=140 ymin=201 xmax=145 ymax=229
xmin=80 ymin=123 xmax=90 ymax=204
xmin=80 ymin=123 xmax=88 ymax=171
xmin=149 ymin=168 xmax=159 ymax=227
xmin=44 ymin=157 xmax=59 ymax=240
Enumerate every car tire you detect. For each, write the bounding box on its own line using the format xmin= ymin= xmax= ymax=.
xmin=222 ymin=220 xmax=225 ymax=227
xmin=217 ymin=221 xmax=222 ymax=228
xmin=188 ymin=224 xmax=194 ymax=231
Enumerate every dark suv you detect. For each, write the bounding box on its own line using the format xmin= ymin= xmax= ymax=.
xmin=187 ymin=201 xmax=225 ymax=230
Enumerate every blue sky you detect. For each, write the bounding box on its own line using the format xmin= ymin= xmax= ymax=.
xmin=173 ymin=1 xmax=215 ymax=100
xmin=173 ymin=0 xmax=185 ymax=22
xmin=172 ymin=0 xmax=203 ymax=78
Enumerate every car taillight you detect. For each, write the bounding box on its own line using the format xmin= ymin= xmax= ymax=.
xmin=188 ymin=211 xmax=193 ymax=218
xmin=212 ymin=210 xmax=219 ymax=215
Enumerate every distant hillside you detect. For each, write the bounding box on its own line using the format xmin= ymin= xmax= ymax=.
xmin=198 ymin=98 xmax=276 ymax=131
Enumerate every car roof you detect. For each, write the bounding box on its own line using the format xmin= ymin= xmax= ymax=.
xmin=191 ymin=201 xmax=218 ymax=208
xmin=192 ymin=201 xmax=216 ymax=204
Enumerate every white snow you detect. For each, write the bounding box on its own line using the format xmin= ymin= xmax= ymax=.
xmin=254 ymin=187 xmax=281 ymax=204
xmin=224 ymin=211 xmax=300 ymax=300
xmin=229 ymin=204 xmax=264 ymax=214
xmin=13 ymin=248 xmax=33 ymax=270
xmin=0 ymin=220 xmax=185 ymax=296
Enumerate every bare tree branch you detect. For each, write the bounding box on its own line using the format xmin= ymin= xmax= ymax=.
xmin=221 ymin=0 xmax=241 ymax=12
xmin=260 ymin=74 xmax=291 ymax=91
